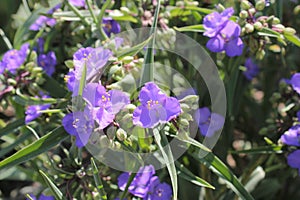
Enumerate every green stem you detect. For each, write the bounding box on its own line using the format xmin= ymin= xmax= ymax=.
xmin=66 ymin=1 xmax=90 ymax=26
xmin=0 ymin=28 xmax=13 ymax=49
xmin=91 ymin=158 xmax=108 ymax=200
xmin=86 ymin=0 xmax=98 ymax=24
xmin=97 ymin=0 xmax=111 ymax=41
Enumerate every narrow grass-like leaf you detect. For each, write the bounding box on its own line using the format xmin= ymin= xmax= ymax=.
xmin=176 ymin=162 xmax=215 ymax=189
xmin=91 ymin=158 xmax=108 ymax=200
xmin=97 ymin=0 xmax=111 ymax=40
xmin=284 ymin=33 xmax=300 ymax=47
xmin=153 ymin=129 xmax=178 ymax=200
xmin=230 ymin=145 xmax=282 ymax=154
xmin=39 ymin=170 xmax=64 ymax=200
xmin=0 ymin=132 xmax=31 ymax=158
xmin=0 ymin=126 xmax=68 ymax=170
xmin=0 ymin=118 xmax=25 ymax=138
xmin=120 ymin=172 xmax=137 ymax=199
xmin=78 ymin=64 xmax=87 ymax=96
xmin=174 ymin=25 xmax=205 ymax=32
xmin=12 ymin=89 xmax=60 ymax=106
xmin=191 ymin=151 xmax=254 ymax=200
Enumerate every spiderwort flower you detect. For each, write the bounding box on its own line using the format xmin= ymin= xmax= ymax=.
xmin=27 ymin=194 xmax=55 ymax=200
xmin=297 ymin=111 xmax=300 ymax=122
xmin=25 ymin=95 xmax=51 ymax=124
xmin=289 ymin=73 xmax=300 ymax=95
xmin=243 ymin=58 xmax=259 ymax=80
xmin=29 ymin=4 xmax=61 ymax=31
xmin=287 ymin=150 xmax=300 ymax=175
xmin=203 ymin=8 xmax=244 ymax=57
xmin=280 ymin=125 xmax=300 ymax=147
xmin=82 ymin=82 xmax=130 ymax=129
xmin=118 ymin=165 xmax=156 ymax=198
xmin=146 ymin=176 xmax=172 ymax=200
xmin=103 ymin=17 xmax=121 ymax=37
xmin=133 ymin=82 xmax=181 ymax=128
xmin=37 ymin=51 xmax=57 ymax=76
xmin=69 ymin=0 xmax=86 ymax=7
xmin=195 ymin=107 xmax=225 ymax=137
xmin=62 ymin=107 xmax=94 ymax=148
xmin=1 ymin=43 xmax=29 ymax=74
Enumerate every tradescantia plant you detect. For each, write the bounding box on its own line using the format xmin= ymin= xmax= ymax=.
xmin=0 ymin=0 xmax=300 ymax=199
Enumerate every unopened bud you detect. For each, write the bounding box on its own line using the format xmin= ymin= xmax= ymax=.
xmin=241 ymin=0 xmax=251 ymax=10
xmin=294 ymin=5 xmax=300 ymax=15
xmin=256 ymin=49 xmax=265 ymax=60
xmin=283 ymin=27 xmax=296 ymax=35
xmin=125 ymin=104 xmax=136 ymax=113
xmin=239 ymin=10 xmax=249 ymax=19
xmin=122 ymin=56 xmax=134 ymax=64
xmin=248 ymin=8 xmax=256 ymax=15
xmin=272 ymin=17 xmax=280 ymax=25
xmin=120 ymin=7 xmax=130 ymax=13
xmin=176 ymin=1 xmax=184 ymax=7
xmin=116 ymin=128 xmax=127 ymax=141
xmin=245 ymin=23 xmax=254 ymax=33
xmin=255 ymin=0 xmax=265 ymax=11
xmin=273 ymin=24 xmax=285 ymax=32
xmin=7 ymin=78 xmax=17 ymax=85
xmin=254 ymin=21 xmax=263 ymax=30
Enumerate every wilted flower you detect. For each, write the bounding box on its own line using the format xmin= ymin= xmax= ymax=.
xmin=62 ymin=107 xmax=94 ymax=148
xmin=133 ymin=82 xmax=181 ymax=128
xmin=27 ymin=194 xmax=54 ymax=200
xmin=195 ymin=107 xmax=224 ymax=137
xmin=243 ymin=58 xmax=259 ymax=80
xmin=280 ymin=125 xmax=300 ymax=147
xmin=1 ymin=43 xmax=29 ymax=74
xmin=103 ymin=17 xmax=121 ymax=37
xmin=82 ymin=82 xmax=130 ymax=129
xmin=25 ymin=95 xmax=51 ymax=124
xmin=203 ymin=8 xmax=244 ymax=57
xmin=37 ymin=51 xmax=57 ymax=76
xmin=30 ymin=4 xmax=61 ymax=31
xmin=287 ymin=150 xmax=300 ymax=175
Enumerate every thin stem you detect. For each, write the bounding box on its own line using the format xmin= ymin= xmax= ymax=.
xmin=66 ymin=1 xmax=90 ymax=26
xmin=86 ymin=0 xmax=98 ymax=24
xmin=0 ymin=28 xmax=13 ymax=49
xmin=97 ymin=0 xmax=111 ymax=41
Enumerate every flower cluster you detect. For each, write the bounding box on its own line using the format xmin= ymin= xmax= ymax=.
xmin=196 ymin=107 xmax=224 ymax=137
xmin=117 ymin=165 xmax=172 ymax=199
xmin=30 ymin=4 xmax=61 ymax=31
xmin=0 ymin=43 xmax=29 ymax=74
xmin=203 ymin=8 xmax=244 ymax=57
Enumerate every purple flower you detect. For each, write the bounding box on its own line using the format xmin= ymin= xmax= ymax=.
xmin=297 ymin=111 xmax=300 ymax=122
xmin=280 ymin=125 xmax=300 ymax=147
xmin=146 ymin=177 xmax=172 ymax=200
xmin=62 ymin=107 xmax=94 ymax=148
xmin=243 ymin=58 xmax=259 ymax=80
xmin=27 ymin=194 xmax=54 ymax=200
xmin=1 ymin=43 xmax=29 ymax=74
xmin=287 ymin=150 xmax=300 ymax=175
xmin=133 ymin=82 xmax=181 ymax=128
xmin=65 ymin=70 xmax=76 ymax=91
xmin=30 ymin=4 xmax=61 ymax=31
xmin=195 ymin=107 xmax=225 ymax=137
xmin=289 ymin=73 xmax=300 ymax=94
xmin=69 ymin=0 xmax=86 ymax=7
xmin=82 ymin=83 xmax=130 ymax=129
xmin=25 ymin=95 xmax=51 ymax=124
xmin=103 ymin=17 xmax=121 ymax=37
xmin=118 ymin=165 xmax=156 ymax=198
xmin=38 ymin=51 xmax=57 ymax=76
xmin=67 ymin=47 xmax=112 ymax=95
xmin=203 ymin=8 xmax=244 ymax=57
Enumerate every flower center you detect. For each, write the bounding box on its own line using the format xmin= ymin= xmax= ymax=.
xmin=156 ymin=188 xmax=163 ymax=197
xmin=147 ymin=100 xmax=159 ymax=109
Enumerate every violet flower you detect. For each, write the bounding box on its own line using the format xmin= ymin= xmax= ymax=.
xmin=280 ymin=125 xmax=300 ymax=147
xmin=195 ymin=107 xmax=224 ymax=137
xmin=297 ymin=111 xmax=300 ymax=122
xmin=103 ymin=17 xmax=121 ymax=37
xmin=1 ymin=43 xmax=29 ymax=74
xmin=82 ymin=82 xmax=130 ymax=129
xmin=133 ymin=82 xmax=181 ymax=128
xmin=203 ymin=8 xmax=244 ymax=57
xmin=69 ymin=0 xmax=86 ymax=7
xmin=243 ymin=58 xmax=259 ymax=80
xmin=30 ymin=4 xmax=61 ymax=31
xmin=25 ymin=95 xmax=51 ymax=124
xmin=27 ymin=194 xmax=54 ymax=200
xmin=118 ymin=165 xmax=156 ymax=198
xmin=146 ymin=176 xmax=172 ymax=200
xmin=287 ymin=150 xmax=300 ymax=175
xmin=62 ymin=108 xmax=94 ymax=148
xmin=289 ymin=73 xmax=300 ymax=94
xmin=37 ymin=51 xmax=57 ymax=76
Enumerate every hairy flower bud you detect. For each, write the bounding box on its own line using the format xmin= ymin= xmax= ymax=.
xmin=255 ymin=0 xmax=266 ymax=11
xmin=116 ymin=128 xmax=127 ymax=141
xmin=241 ymin=0 xmax=251 ymax=10
xmin=245 ymin=23 xmax=254 ymax=33
xmin=283 ymin=27 xmax=296 ymax=35
xmin=254 ymin=21 xmax=263 ymax=30
xmin=239 ymin=10 xmax=249 ymax=19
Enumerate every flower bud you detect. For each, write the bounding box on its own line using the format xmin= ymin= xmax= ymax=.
xmin=76 ymin=168 xmax=86 ymax=179
xmin=272 ymin=17 xmax=280 ymax=25
xmin=125 ymin=104 xmax=137 ymax=113
xmin=245 ymin=23 xmax=254 ymax=33
xmin=216 ymin=4 xmax=225 ymax=12
xmin=273 ymin=24 xmax=285 ymax=32
xmin=179 ymin=118 xmax=190 ymax=127
xmin=255 ymin=0 xmax=265 ymax=11
xmin=122 ymin=56 xmax=134 ymax=64
xmin=7 ymin=78 xmax=17 ymax=85
xmin=239 ymin=10 xmax=249 ymax=19
xmin=283 ymin=27 xmax=296 ymax=35
xmin=176 ymin=1 xmax=184 ymax=7
xmin=248 ymin=8 xmax=256 ymax=15
xmin=241 ymin=0 xmax=251 ymax=10
xmin=254 ymin=21 xmax=263 ymax=30
xmin=116 ymin=128 xmax=127 ymax=141
xmin=120 ymin=6 xmax=130 ymax=14
xmin=256 ymin=49 xmax=265 ymax=60
xmin=294 ymin=5 xmax=300 ymax=15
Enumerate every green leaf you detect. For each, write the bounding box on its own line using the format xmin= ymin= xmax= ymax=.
xmin=176 ymin=162 xmax=215 ymax=189
xmin=0 ymin=118 xmax=25 ymax=138
xmin=91 ymin=158 xmax=108 ymax=200
xmin=191 ymin=151 xmax=254 ymax=200
xmin=184 ymin=6 xmax=213 ymax=15
xmin=0 ymin=132 xmax=31 ymax=158
xmin=283 ymin=33 xmax=300 ymax=47
xmin=174 ymin=25 xmax=205 ymax=33
xmin=40 ymin=74 xmax=68 ymax=98
xmin=229 ymin=145 xmax=282 ymax=154
xmin=116 ymin=35 xmax=153 ymax=60
xmin=153 ymin=129 xmax=178 ymax=200
xmin=78 ymin=63 xmax=87 ymax=96
xmin=140 ymin=0 xmax=161 ymax=85
xmin=39 ymin=170 xmax=64 ymax=200
xmin=13 ymin=89 xmax=61 ymax=106
xmin=112 ymin=15 xmax=138 ymax=23
xmin=0 ymin=126 xmax=68 ymax=170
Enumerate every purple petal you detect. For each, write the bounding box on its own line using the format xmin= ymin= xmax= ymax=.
xmin=225 ymin=37 xmax=244 ymax=57
xmin=164 ymin=97 xmax=181 ymax=121
xmin=94 ymin=107 xmax=115 ymax=129
xmin=290 ymin=73 xmax=300 ymax=94
xmin=109 ymin=90 xmax=130 ymax=114
xmin=280 ymin=125 xmax=300 ymax=147
xmin=206 ymin=35 xmax=225 ymax=53
xmin=133 ymin=105 xmax=152 ymax=128
xmin=287 ymin=150 xmax=300 ymax=169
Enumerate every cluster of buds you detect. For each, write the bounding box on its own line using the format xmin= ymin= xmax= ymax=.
xmin=238 ymin=0 xmax=297 ymax=60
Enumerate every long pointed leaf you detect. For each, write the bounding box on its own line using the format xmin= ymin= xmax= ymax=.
xmin=39 ymin=170 xmax=64 ymax=200
xmin=0 ymin=118 xmax=25 ymax=138
xmin=91 ymin=158 xmax=108 ymax=200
